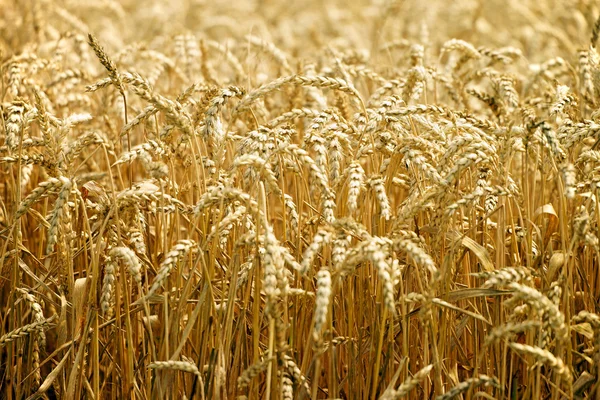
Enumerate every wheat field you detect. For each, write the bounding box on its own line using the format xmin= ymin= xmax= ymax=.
xmin=1 ymin=0 xmax=600 ymax=399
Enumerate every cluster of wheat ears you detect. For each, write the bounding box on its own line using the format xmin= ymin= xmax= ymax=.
xmin=2 ymin=0 xmax=600 ymax=399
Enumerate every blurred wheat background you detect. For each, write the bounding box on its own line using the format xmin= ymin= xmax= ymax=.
xmin=1 ymin=0 xmax=600 ymax=399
